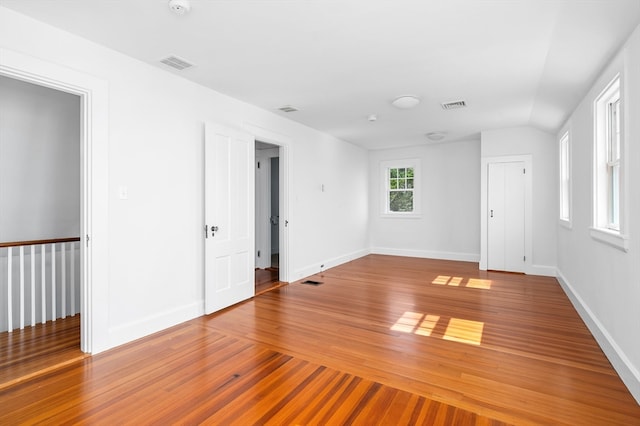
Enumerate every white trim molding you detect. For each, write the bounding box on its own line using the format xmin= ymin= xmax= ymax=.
xmin=556 ymin=270 xmax=640 ymax=404
xmin=0 ymin=48 xmax=109 ymax=354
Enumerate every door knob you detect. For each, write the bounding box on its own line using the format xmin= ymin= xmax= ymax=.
xmin=211 ymin=226 xmax=219 ymax=237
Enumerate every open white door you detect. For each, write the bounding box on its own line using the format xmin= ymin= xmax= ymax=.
xmin=204 ymin=123 xmax=255 ymax=315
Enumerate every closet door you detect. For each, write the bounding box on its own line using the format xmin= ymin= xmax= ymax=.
xmin=487 ymin=162 xmax=525 ymax=272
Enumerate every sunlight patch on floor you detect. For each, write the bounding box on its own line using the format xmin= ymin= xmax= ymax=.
xmin=391 ymin=312 xmax=484 ymax=346
xmin=432 ymin=275 xmax=492 ymax=289
xmin=443 ymin=318 xmax=484 ymax=346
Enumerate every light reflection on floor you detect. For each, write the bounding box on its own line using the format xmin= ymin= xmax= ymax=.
xmin=391 ymin=311 xmax=484 ymax=346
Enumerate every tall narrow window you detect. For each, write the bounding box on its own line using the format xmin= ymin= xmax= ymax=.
xmin=380 ymin=159 xmax=421 ymax=216
xmin=592 ymin=74 xmax=627 ymax=250
xmin=559 ymin=131 xmax=570 ymax=223
xmin=607 ymin=97 xmax=620 ymax=229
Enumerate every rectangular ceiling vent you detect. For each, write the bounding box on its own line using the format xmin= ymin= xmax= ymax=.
xmin=278 ymin=105 xmax=299 ymax=113
xmin=160 ymin=55 xmax=194 ymax=71
xmin=441 ymin=100 xmax=467 ymax=110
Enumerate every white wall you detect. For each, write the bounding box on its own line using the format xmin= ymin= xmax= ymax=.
xmin=481 ymin=126 xmax=557 ymax=274
xmin=0 ymin=75 xmax=80 ymax=242
xmin=0 ymin=7 xmax=369 ymax=351
xmin=369 ymin=140 xmax=481 ymax=262
xmin=556 ymin=24 xmax=640 ymax=403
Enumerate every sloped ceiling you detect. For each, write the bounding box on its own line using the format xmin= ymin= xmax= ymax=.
xmin=2 ymin=0 xmax=639 ymax=150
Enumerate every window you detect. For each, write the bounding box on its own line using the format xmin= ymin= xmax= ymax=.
xmin=380 ymin=159 xmax=421 ymax=216
xmin=559 ymin=131 xmax=571 ymax=224
xmin=607 ymin=96 xmax=621 ymax=229
xmin=592 ymin=74 xmax=628 ymax=250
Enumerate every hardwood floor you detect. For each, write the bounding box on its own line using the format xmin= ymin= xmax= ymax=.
xmin=1 ymin=255 xmax=639 ymax=425
xmin=0 ymin=315 xmax=84 ymax=391
xmin=255 ymin=267 xmax=285 ymax=295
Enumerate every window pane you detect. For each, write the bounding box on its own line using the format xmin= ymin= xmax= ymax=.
xmin=399 ymin=168 xmax=406 ymax=179
xmin=390 ymin=191 xmax=413 ymax=212
xmin=407 ymin=179 xmax=414 ymax=189
xmin=610 ymin=164 xmax=620 ymax=228
xmin=398 ymin=179 xmax=405 ymax=189
xmin=613 ymin=99 xmax=620 ymax=161
xmin=407 ymin=168 xmax=414 ymax=178
xmin=559 ymin=133 xmax=570 ymax=221
xmin=390 ymin=168 xmax=398 ymax=179
xmin=390 ymin=179 xmax=398 ymax=189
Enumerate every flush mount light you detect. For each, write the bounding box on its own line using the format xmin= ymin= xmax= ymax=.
xmin=367 ymin=114 xmax=378 ymax=122
xmin=426 ymin=132 xmax=447 ymax=141
xmin=169 ymin=0 xmax=191 ymax=15
xmin=391 ymin=95 xmax=420 ymax=109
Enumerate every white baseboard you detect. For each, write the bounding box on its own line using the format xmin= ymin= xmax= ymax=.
xmin=294 ymin=248 xmax=371 ymax=281
xmin=371 ymin=247 xmax=480 ymax=263
xmin=556 ymin=270 xmax=640 ymax=404
xmin=528 ymin=264 xmax=557 ymax=277
xmin=105 ymin=302 xmax=203 ymax=353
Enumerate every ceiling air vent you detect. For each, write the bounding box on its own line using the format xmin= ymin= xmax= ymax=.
xmin=159 ymin=55 xmax=194 ymax=71
xmin=441 ymin=100 xmax=467 ymax=110
xmin=278 ymin=105 xmax=299 ymax=113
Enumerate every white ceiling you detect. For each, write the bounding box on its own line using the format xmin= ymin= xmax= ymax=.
xmin=3 ymin=0 xmax=639 ymax=150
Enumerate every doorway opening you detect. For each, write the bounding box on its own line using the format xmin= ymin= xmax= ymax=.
xmin=255 ymin=141 xmax=284 ymax=294
xmin=0 ymin=75 xmax=85 ymax=385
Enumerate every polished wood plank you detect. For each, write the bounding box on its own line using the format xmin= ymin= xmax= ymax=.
xmin=0 ymin=315 xmax=84 ymax=390
xmin=1 ymin=255 xmax=639 ymax=425
xmin=0 ymin=325 xmax=504 ymax=425
xmin=255 ymin=267 xmax=285 ymax=295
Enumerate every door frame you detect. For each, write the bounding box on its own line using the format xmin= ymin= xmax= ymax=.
xmin=244 ymin=123 xmax=291 ymax=283
xmin=0 ymin=48 xmax=109 ymax=353
xmin=480 ymin=154 xmax=532 ymax=273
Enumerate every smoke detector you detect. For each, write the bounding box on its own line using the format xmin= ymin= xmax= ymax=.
xmin=169 ymin=0 xmax=191 ymax=15
xmin=426 ymin=132 xmax=447 ymax=141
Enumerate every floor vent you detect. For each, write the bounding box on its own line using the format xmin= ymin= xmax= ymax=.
xmin=441 ymin=100 xmax=466 ymax=110
xmin=159 ymin=55 xmax=194 ymax=71
xmin=301 ymin=280 xmax=323 ymax=286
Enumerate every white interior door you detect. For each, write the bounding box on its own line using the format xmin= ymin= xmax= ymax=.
xmin=204 ymin=123 xmax=255 ymax=315
xmin=487 ymin=161 xmax=525 ymax=272
xmin=487 ymin=163 xmax=506 ymax=270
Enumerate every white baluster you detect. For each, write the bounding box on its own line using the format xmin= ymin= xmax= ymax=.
xmin=41 ymin=244 xmax=46 ymax=323
xmin=20 ymin=246 xmax=25 ymax=330
xmin=51 ymin=243 xmax=56 ymax=321
xmin=62 ymin=242 xmax=66 ymax=318
xmin=7 ymin=247 xmax=13 ymax=332
xmin=31 ymin=244 xmax=36 ymax=327
xmin=70 ymin=242 xmax=76 ymax=316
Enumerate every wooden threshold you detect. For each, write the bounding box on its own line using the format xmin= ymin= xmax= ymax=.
xmin=1 ymin=255 xmax=639 ymax=424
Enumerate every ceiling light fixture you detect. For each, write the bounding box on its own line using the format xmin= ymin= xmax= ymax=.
xmin=391 ymin=95 xmax=420 ymax=109
xmin=368 ymin=114 xmax=378 ymax=122
xmin=426 ymin=132 xmax=447 ymax=141
xmin=169 ymin=0 xmax=191 ymax=15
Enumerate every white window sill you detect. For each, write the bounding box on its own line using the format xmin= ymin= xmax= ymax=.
xmin=381 ymin=213 xmax=422 ymax=219
xmin=559 ymin=219 xmax=572 ymax=230
xmin=590 ymin=227 xmax=629 ymax=252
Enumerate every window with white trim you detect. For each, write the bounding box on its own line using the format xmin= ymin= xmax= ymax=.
xmin=592 ymin=74 xmax=628 ymax=250
xmin=380 ymin=159 xmax=421 ymax=216
xmin=559 ymin=131 xmax=571 ymax=224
